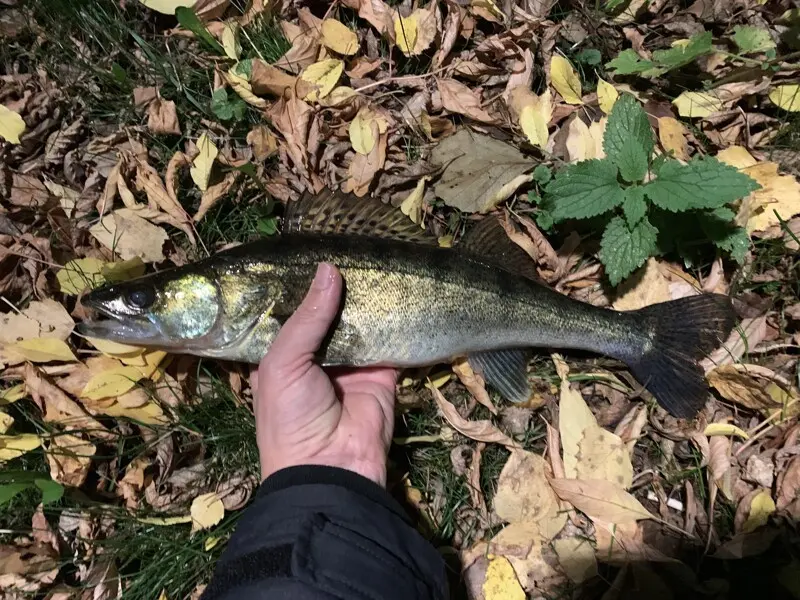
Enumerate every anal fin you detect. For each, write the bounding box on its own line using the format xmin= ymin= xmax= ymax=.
xmin=469 ymin=349 xmax=531 ymax=404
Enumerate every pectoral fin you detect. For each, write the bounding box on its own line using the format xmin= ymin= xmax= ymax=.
xmin=468 ymin=348 xmax=532 ymax=404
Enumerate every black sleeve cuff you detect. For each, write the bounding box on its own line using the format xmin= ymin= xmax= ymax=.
xmin=202 ymin=465 xmax=448 ymax=600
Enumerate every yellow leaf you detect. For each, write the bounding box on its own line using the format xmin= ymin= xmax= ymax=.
xmin=612 ymin=257 xmax=671 ymax=311
xmin=102 ymin=257 xmax=147 ymax=282
xmin=672 ymin=91 xmax=723 ymax=118
xmin=657 ymin=117 xmax=690 ymax=161
xmin=0 ymin=411 xmax=14 ymax=434
xmin=483 ymin=555 xmax=525 ymax=600
xmin=769 ymin=85 xmax=800 ymax=112
xmin=509 ymin=87 xmax=552 ymax=149
xmin=704 ymin=422 xmax=749 ymax=439
xmin=0 ymin=384 xmax=26 ymax=405
xmin=0 ymin=433 xmax=41 ymax=461
xmin=550 ymin=55 xmax=582 ymax=105
xmin=190 ymin=133 xmax=218 ymax=192
xmin=0 ymin=104 xmax=26 ymax=144
xmin=102 ymin=399 xmax=168 ymax=425
xmin=716 ymin=146 xmax=758 ymax=169
xmin=191 ymin=492 xmax=225 ymax=532
xmin=597 ymin=78 xmax=619 ymax=114
xmin=136 ymin=515 xmax=193 ymax=526
xmin=559 ymin=377 xmax=597 ymax=479
xmin=394 ymin=13 xmax=418 ymax=55
xmin=576 ymin=426 xmax=634 ymax=489
xmin=87 ymin=337 xmax=146 ymax=358
xmin=221 ymin=21 xmax=241 ymax=60
xmin=300 ymin=59 xmax=344 ymax=102
xmin=321 ymin=19 xmax=359 ymax=56
xmin=742 ymin=490 xmax=775 ymax=533
xmin=437 ymin=235 xmax=453 ymax=248
xmin=549 ymin=478 xmax=653 ymax=524
xmin=494 ymin=450 xmax=562 ymax=525
xmin=81 ymin=366 xmax=146 ymax=400
xmin=8 ymin=338 xmax=77 ymax=363
xmin=57 ymin=258 xmax=107 ymax=295
xmin=399 ymin=177 xmax=428 ymax=225
xmin=138 ymin=0 xmax=196 ymax=14
xmin=204 ymin=536 xmax=222 ymax=551
xmin=319 ymin=85 xmax=358 ymax=108
xmin=132 ymin=350 xmax=168 ymax=378
xmin=349 ymin=108 xmax=378 ymax=155
xmin=157 ymin=590 xmax=168 ymax=600
xmin=45 ymin=433 xmax=96 ymax=487
xmin=224 ymin=66 xmax=267 ymax=108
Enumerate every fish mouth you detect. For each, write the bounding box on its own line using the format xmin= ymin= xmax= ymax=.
xmin=76 ymin=301 xmax=164 ymax=345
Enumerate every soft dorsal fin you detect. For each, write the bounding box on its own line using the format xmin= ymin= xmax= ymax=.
xmin=459 ymin=216 xmax=541 ymax=281
xmin=282 ymin=188 xmax=439 ymax=245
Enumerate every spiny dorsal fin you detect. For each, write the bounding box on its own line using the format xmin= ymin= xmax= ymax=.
xmin=459 ymin=215 xmax=541 ymax=281
xmin=469 ymin=349 xmax=532 ymax=404
xmin=283 ymin=188 xmax=439 ymax=245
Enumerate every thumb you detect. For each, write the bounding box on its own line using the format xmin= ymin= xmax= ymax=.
xmin=264 ymin=262 xmax=342 ymax=371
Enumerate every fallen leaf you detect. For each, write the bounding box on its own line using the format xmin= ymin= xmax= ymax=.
xmin=194 ymin=171 xmax=237 ymax=222
xmin=508 ymin=87 xmax=552 ymax=148
xmin=147 ymin=97 xmax=180 ymax=135
xmin=486 ymin=521 xmax=563 ymax=592
xmin=717 ymin=146 xmax=800 ymax=235
xmin=394 ymin=7 xmax=436 ymax=56
xmin=246 ymin=125 xmax=278 ymax=161
xmin=431 ymin=129 xmax=533 ymax=213
xmin=45 ymin=434 xmax=95 ymax=487
xmin=437 ymin=78 xmax=498 ymax=124
xmin=266 ymin=92 xmax=314 ymax=178
xmin=593 ymin=519 xmax=677 ymax=564
xmin=138 ymin=0 xmax=195 ymax=14
xmin=657 ymin=116 xmax=690 ymax=161
xmin=5 ymin=338 xmax=77 ymax=364
xmin=56 ymin=258 xmax=107 ymax=295
xmin=704 ymin=315 xmax=767 ymax=369
xmin=80 ymin=366 xmax=147 ymax=400
xmin=769 ymin=85 xmax=800 ymax=112
xmin=190 ymin=133 xmax=218 ymax=192
xmin=343 ymin=128 xmax=387 ymax=197
xmin=300 ymin=59 xmax=344 ymax=102
xmin=0 ymin=412 xmax=14 ymax=434
xmin=321 ymin=18 xmax=359 ymax=55
xmin=672 ymin=91 xmax=724 ymax=118
xmin=220 ymin=20 xmax=240 ymax=59
xmin=483 ymin=555 xmax=525 ymax=600
xmin=742 ymin=489 xmax=775 ymax=533
xmin=706 ymin=365 xmax=784 ymax=411
xmin=429 ymin=383 xmax=518 ymax=447
xmin=0 ymin=103 xmax=25 ymax=144
xmin=709 ymin=434 xmax=733 ymax=501
xmin=0 ymin=384 xmax=27 ymax=405
xmin=493 ymin=450 xmax=560 ymax=523
xmin=549 ymin=478 xmax=652 ymax=523
xmin=597 ymin=78 xmax=619 ymax=114
xmin=553 ymin=537 xmax=597 ymax=584
xmin=704 ymin=422 xmax=749 ymax=439
xmin=0 ymin=433 xmax=41 ymax=461
xmin=550 ymin=55 xmax=582 ymax=105
xmin=190 ymin=491 xmax=225 ymax=532
xmin=89 ymin=208 xmax=169 ymax=263
xmin=553 ymin=113 xmax=604 ymax=162
xmin=349 ymin=107 xmax=380 ymax=155
xmin=399 ymin=176 xmax=428 ymax=227
xmin=576 ymin=426 xmax=634 ymax=489
xmin=558 ymin=377 xmax=597 ymax=479
xmin=612 ymin=258 xmax=671 ymax=310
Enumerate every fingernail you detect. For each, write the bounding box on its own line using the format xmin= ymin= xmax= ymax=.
xmin=312 ymin=263 xmax=335 ymax=290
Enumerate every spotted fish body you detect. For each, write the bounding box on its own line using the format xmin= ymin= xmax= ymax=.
xmin=79 ymin=190 xmax=736 ymax=418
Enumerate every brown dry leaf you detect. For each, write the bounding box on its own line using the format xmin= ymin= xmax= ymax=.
xmin=558 ymin=376 xmax=596 ymax=479
xmin=343 ymin=129 xmax=387 ymax=197
xmin=45 ymin=433 xmax=95 ymax=487
xmin=704 ymin=315 xmax=767 ymax=369
xmin=89 ymin=208 xmax=169 ymax=263
xmin=549 ymin=478 xmax=652 ymax=524
xmin=493 ymin=450 xmax=561 ymax=525
xmin=486 ymin=521 xmax=564 ymax=593
xmin=22 ymin=363 xmax=112 ymax=440
xmin=0 ymin=300 xmax=73 ymax=345
xmin=501 ymin=214 xmax=561 ymax=282
xmin=553 ymin=537 xmax=597 ymax=584
xmin=147 ymin=97 xmax=180 ymax=135
xmin=273 ymin=26 xmax=320 ymax=74
xmin=194 ymin=171 xmax=238 ymax=222
xmin=266 ymin=92 xmax=314 ymax=178
xmin=576 ymin=426 xmax=634 ymax=489
xmin=453 ymin=357 xmax=497 ymax=414
xmin=0 ymin=542 xmax=60 ymax=593
xmin=593 ymin=519 xmax=678 ymax=564
xmin=437 ymin=78 xmax=498 ymax=124
xmin=657 ymin=116 xmax=690 ymax=161
xmin=717 ymin=146 xmax=800 ymax=236
xmin=353 ymin=0 xmax=394 ymax=36
xmin=118 ymin=456 xmax=151 ymax=509
xmin=246 ymin=125 xmax=278 ymax=161
xmin=777 ymin=457 xmax=800 ymax=512
xmin=708 ymin=434 xmax=733 ymax=501
xmin=706 ymin=364 xmax=784 ymax=412
xmin=394 ymin=7 xmax=437 ymax=56
xmin=250 ymin=59 xmax=311 ymax=98
xmin=429 ymin=383 xmax=518 ymax=447
xmin=133 ymin=155 xmax=196 ymax=244
xmin=612 ymin=258 xmax=672 ymax=311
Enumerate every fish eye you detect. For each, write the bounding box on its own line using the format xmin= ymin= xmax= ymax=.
xmin=126 ymin=286 xmax=155 ymax=309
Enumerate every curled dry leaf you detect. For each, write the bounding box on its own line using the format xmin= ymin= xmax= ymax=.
xmin=429 ymin=383 xmax=518 ymax=447
xmin=436 ymin=78 xmax=498 ymax=124
xmin=708 ymin=434 xmax=733 ymax=501
xmin=453 ymin=357 xmax=497 ymax=414
xmin=89 ymin=208 xmax=169 ymax=263
xmin=394 ymin=7 xmax=437 ymax=56
xmin=706 ymin=364 xmax=787 ymax=412
xmin=246 ymin=125 xmax=279 ymax=161
xmin=146 ymin=97 xmax=180 ymax=136
xmin=189 ymin=133 xmax=218 ymax=192
xmin=194 ymin=171 xmax=238 ymax=222
xmin=703 ymin=314 xmax=767 ymax=370
xmin=399 ymin=176 xmax=428 ymax=226
xmin=45 ymin=433 xmax=95 ymax=487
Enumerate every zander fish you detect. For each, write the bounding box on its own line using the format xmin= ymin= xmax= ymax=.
xmin=78 ymin=189 xmax=736 ymax=418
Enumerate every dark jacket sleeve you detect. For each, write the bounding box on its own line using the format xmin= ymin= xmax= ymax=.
xmin=201 ymin=465 xmax=449 ymax=600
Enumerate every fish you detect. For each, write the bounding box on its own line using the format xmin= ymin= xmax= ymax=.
xmin=78 ymin=189 xmax=736 ymax=418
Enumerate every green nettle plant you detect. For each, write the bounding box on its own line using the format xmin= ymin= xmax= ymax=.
xmin=536 ymin=94 xmax=760 ymax=286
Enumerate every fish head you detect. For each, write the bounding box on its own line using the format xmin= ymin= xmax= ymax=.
xmin=78 ymin=270 xmax=221 ymax=348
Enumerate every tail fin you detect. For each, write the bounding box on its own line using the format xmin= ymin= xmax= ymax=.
xmin=626 ymin=294 xmax=736 ymax=419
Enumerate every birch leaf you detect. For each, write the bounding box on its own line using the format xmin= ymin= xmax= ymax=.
xmin=550 ymin=55 xmax=582 ymax=105
xmin=190 ymin=133 xmax=218 ymax=192
xmin=0 ymin=104 xmax=26 ymax=144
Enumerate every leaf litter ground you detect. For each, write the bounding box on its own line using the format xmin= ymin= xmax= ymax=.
xmin=2 ymin=0 xmax=800 ymax=598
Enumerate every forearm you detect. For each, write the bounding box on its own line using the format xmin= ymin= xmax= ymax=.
xmin=201 ymin=465 xmax=448 ymax=600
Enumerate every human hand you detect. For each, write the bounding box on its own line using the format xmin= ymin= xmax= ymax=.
xmin=252 ymin=263 xmax=398 ymax=486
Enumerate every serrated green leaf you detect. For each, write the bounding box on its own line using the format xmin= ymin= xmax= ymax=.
xmin=532 ymin=164 xmax=552 ymax=185
xmin=651 ymin=32 xmax=713 ymax=70
xmin=175 ymin=7 xmax=226 ymax=55
xmin=622 ymin=186 xmax=648 ymax=226
xmin=0 ymin=482 xmax=31 ymax=506
xmin=643 ymin=157 xmax=760 ymax=212
xmin=697 ymin=210 xmax=751 ymax=264
xmin=606 ymin=49 xmax=655 ymax=75
xmin=35 ymin=478 xmax=64 ymax=505
xmin=604 ymin=94 xmax=653 ymax=182
xmin=599 ymin=215 xmax=659 ymax=286
xmin=545 ymin=159 xmax=625 ymax=222
xmin=574 ymin=48 xmax=602 ymax=66
xmin=733 ymin=26 xmax=776 ymax=55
